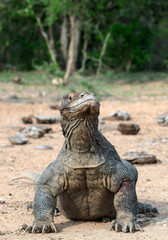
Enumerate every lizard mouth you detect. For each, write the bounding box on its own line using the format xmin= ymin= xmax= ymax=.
xmin=69 ymin=99 xmax=100 ymax=118
xmin=70 ymin=99 xmax=100 ymax=110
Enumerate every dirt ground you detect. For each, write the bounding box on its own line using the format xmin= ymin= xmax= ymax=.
xmin=0 ymin=82 xmax=168 ymax=240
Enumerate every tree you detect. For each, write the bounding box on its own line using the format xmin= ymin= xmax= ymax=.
xmin=1 ymin=0 xmax=168 ymax=76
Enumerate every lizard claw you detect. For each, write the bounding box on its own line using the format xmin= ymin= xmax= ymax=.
xmin=42 ymin=225 xmax=46 ymax=234
xmin=51 ymin=222 xmax=57 ymax=232
xmin=23 ymin=221 xmax=57 ymax=234
xmin=135 ymin=223 xmax=144 ymax=232
xmin=110 ymin=220 xmax=117 ymax=231
xmin=24 ymin=225 xmax=32 ymax=234
xmin=32 ymin=225 xmax=36 ymax=233
xmin=110 ymin=219 xmax=144 ymax=233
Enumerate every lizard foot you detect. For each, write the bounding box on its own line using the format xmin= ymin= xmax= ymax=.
xmin=137 ymin=202 xmax=158 ymax=215
xmin=22 ymin=222 xmax=57 ymax=234
xmin=110 ymin=219 xmax=143 ymax=233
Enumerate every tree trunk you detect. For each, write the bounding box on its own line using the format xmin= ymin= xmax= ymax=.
xmin=96 ymin=32 xmax=111 ymax=77
xmin=36 ymin=17 xmax=57 ymax=64
xmin=63 ymin=15 xmax=76 ymax=84
xmin=71 ymin=17 xmax=81 ymax=72
xmin=60 ymin=16 xmax=68 ymax=65
xmin=78 ymin=33 xmax=88 ymax=73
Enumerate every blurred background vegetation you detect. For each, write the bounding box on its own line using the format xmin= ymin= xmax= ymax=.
xmin=0 ymin=0 xmax=168 ymax=85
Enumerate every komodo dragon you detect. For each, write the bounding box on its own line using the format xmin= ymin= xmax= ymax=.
xmin=15 ymin=92 xmax=158 ymax=233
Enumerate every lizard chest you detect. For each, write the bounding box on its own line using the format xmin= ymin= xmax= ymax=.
xmin=65 ymin=167 xmax=104 ymax=192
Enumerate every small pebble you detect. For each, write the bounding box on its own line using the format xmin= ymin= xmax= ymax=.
xmin=0 ymin=198 xmax=5 ymax=204
xmin=22 ymin=116 xmax=33 ymax=124
xmin=1 ymin=144 xmax=14 ymax=148
xmin=122 ymin=150 xmax=159 ymax=164
xmin=36 ymin=145 xmax=53 ymax=150
xmin=21 ymin=224 xmax=28 ymax=230
xmin=49 ymin=103 xmax=60 ymax=110
xmin=22 ymin=126 xmax=45 ymax=138
xmin=117 ymin=123 xmax=140 ymax=135
xmin=8 ymin=132 xmax=28 ymax=145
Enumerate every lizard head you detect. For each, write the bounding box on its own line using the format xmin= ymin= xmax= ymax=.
xmin=60 ymin=92 xmax=100 ymax=119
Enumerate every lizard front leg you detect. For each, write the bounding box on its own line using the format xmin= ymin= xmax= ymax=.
xmin=110 ymin=180 xmax=142 ymax=233
xmin=24 ymin=162 xmax=65 ymax=234
xmin=26 ymin=184 xmax=57 ymax=233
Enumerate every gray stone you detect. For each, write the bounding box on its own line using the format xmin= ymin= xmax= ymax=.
xmin=22 ymin=116 xmax=33 ymax=124
xmin=122 ymin=150 xmax=159 ymax=164
xmin=1 ymin=143 xmax=14 ymax=148
xmin=11 ymin=126 xmax=25 ymax=131
xmin=34 ymin=115 xmax=61 ymax=124
xmin=98 ymin=117 xmax=105 ymax=125
xmin=157 ymin=112 xmax=168 ymax=126
xmin=161 ymin=138 xmax=168 ymax=143
xmin=12 ymin=76 xmax=22 ymax=84
xmin=22 ymin=126 xmax=45 ymax=138
xmin=36 ymin=145 xmax=53 ymax=150
xmin=117 ymin=123 xmax=140 ymax=135
xmin=8 ymin=133 xmax=28 ymax=145
xmin=102 ymin=110 xmax=131 ymax=121
xmin=0 ymin=198 xmax=5 ymax=204
xmin=54 ymin=115 xmax=62 ymax=122
xmin=34 ymin=125 xmax=53 ymax=133
xmin=99 ymin=124 xmax=117 ymax=132
xmin=6 ymin=95 xmax=23 ymax=103
xmin=49 ymin=103 xmax=60 ymax=110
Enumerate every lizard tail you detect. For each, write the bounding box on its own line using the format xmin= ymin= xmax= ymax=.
xmin=12 ymin=172 xmax=40 ymax=183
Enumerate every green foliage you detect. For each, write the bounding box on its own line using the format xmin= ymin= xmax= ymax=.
xmin=80 ymin=80 xmax=95 ymax=92
xmin=107 ymin=21 xmax=152 ymax=71
xmin=0 ymin=0 xmax=168 ymax=75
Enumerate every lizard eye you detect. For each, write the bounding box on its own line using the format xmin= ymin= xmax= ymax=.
xmin=68 ymin=96 xmax=72 ymax=101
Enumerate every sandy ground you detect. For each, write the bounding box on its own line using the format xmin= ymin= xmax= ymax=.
xmin=0 ymin=84 xmax=168 ymax=240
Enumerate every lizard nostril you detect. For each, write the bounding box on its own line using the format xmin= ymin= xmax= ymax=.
xmin=80 ymin=93 xmax=84 ymax=97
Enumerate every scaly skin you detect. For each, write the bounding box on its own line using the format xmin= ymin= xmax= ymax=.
xmin=25 ymin=92 xmax=158 ymax=234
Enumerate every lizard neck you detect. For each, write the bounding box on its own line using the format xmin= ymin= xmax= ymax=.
xmin=63 ymin=118 xmax=98 ymax=152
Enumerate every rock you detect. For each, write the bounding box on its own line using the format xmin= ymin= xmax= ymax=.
xmin=117 ymin=123 xmax=140 ymax=135
xmin=99 ymin=117 xmax=105 ymax=125
xmin=49 ymin=103 xmax=60 ymax=110
xmin=11 ymin=126 xmax=25 ymax=131
xmin=36 ymin=145 xmax=53 ymax=150
xmin=22 ymin=126 xmax=45 ymax=138
xmin=1 ymin=143 xmax=14 ymax=148
xmin=54 ymin=115 xmax=62 ymax=122
xmin=122 ymin=150 xmax=160 ymax=164
xmin=99 ymin=124 xmax=117 ymax=132
xmin=27 ymin=202 xmax=33 ymax=211
xmin=35 ymin=115 xmax=55 ymax=124
xmin=161 ymin=138 xmax=168 ymax=143
xmin=0 ymin=198 xmax=5 ymax=204
xmin=0 ymin=230 xmax=13 ymax=235
xmin=34 ymin=115 xmax=61 ymax=124
xmin=103 ymin=110 xmax=130 ymax=121
xmin=6 ymin=95 xmax=22 ymax=103
xmin=157 ymin=112 xmax=168 ymax=126
xmin=8 ymin=133 xmax=28 ymax=145
xmin=51 ymin=77 xmax=63 ymax=85
xmin=38 ymin=91 xmax=47 ymax=97
xmin=12 ymin=76 xmax=22 ymax=84
xmin=35 ymin=125 xmax=53 ymax=133
xmin=138 ymin=139 xmax=159 ymax=146
xmin=21 ymin=224 xmax=28 ymax=230
xmin=22 ymin=116 xmax=33 ymax=124
xmin=101 ymin=217 xmax=111 ymax=223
